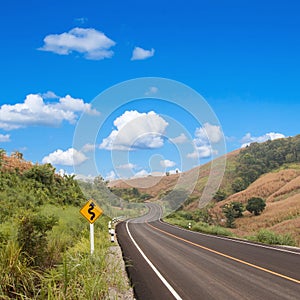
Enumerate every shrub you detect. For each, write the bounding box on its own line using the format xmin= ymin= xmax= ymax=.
xmin=213 ymin=190 xmax=227 ymax=202
xmin=222 ymin=202 xmax=244 ymax=228
xmin=17 ymin=212 xmax=58 ymax=267
xmin=246 ymin=197 xmax=266 ymax=215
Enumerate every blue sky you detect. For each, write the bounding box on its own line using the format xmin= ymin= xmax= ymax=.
xmin=0 ymin=0 xmax=300 ymax=180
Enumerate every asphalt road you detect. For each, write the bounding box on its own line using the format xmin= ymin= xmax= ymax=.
xmin=117 ymin=203 xmax=300 ymax=300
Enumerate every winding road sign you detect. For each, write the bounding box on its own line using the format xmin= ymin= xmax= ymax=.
xmin=80 ymin=199 xmax=103 ymax=224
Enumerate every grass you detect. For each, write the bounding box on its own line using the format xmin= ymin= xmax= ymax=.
xmin=0 ymin=206 xmax=130 ymax=299
xmin=0 ymin=240 xmax=42 ymax=299
xmin=42 ymin=236 xmax=110 ymax=299
xmin=191 ymin=222 xmax=234 ymax=237
xmin=247 ymin=229 xmax=297 ymax=247
xmin=165 ymin=218 xmax=233 ymax=237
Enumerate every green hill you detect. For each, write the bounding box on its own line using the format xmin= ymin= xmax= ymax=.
xmin=0 ymin=151 xmax=128 ymax=299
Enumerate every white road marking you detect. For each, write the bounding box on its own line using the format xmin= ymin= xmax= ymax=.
xmin=125 ymin=220 xmax=183 ymax=300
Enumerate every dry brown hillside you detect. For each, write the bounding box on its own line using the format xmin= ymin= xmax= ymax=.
xmin=109 ymin=149 xmax=300 ymax=246
xmin=211 ymin=168 xmax=300 ymax=245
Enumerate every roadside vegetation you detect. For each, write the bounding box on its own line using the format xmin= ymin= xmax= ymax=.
xmin=0 ymin=150 xmax=130 ymax=299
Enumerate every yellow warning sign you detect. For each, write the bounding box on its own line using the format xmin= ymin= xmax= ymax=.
xmin=80 ymin=199 xmax=103 ymax=224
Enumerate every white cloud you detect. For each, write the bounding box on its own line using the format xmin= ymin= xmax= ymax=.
xmin=133 ymin=169 xmax=149 ymax=178
xmin=170 ymin=133 xmax=188 ymax=144
xmin=241 ymin=132 xmax=286 ymax=148
xmin=160 ymin=159 xmax=176 ymax=168
xmin=99 ymin=110 xmax=168 ymax=150
xmin=188 ymin=123 xmax=223 ymax=159
xmin=169 ymin=169 xmax=181 ymax=175
xmin=39 ymin=27 xmax=116 ymax=60
xmin=187 ymin=145 xmax=214 ymax=159
xmin=0 ymin=134 xmax=10 ymax=142
xmin=131 ymin=46 xmax=155 ymax=60
xmin=42 ymin=148 xmax=88 ymax=166
xmin=74 ymin=17 xmax=88 ymax=24
xmin=145 ymin=86 xmax=158 ymax=95
xmin=42 ymin=91 xmax=59 ymax=99
xmin=106 ymin=170 xmax=117 ymax=181
xmin=75 ymin=173 xmax=95 ymax=182
xmin=116 ymin=163 xmax=137 ymax=170
xmin=0 ymin=93 xmax=99 ymax=130
xmin=195 ymin=123 xmax=222 ymax=144
xmin=82 ymin=143 xmax=97 ymax=152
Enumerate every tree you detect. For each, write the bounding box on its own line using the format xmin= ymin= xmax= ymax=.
xmin=232 ymin=177 xmax=247 ymax=193
xmin=231 ymin=201 xmax=245 ymax=217
xmin=222 ymin=204 xmax=236 ymax=228
xmin=11 ymin=151 xmax=23 ymax=160
xmin=213 ymin=189 xmax=227 ymax=202
xmin=222 ymin=201 xmax=244 ymax=228
xmin=246 ymin=197 xmax=266 ymax=215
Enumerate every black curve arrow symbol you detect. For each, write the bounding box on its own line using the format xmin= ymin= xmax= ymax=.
xmin=88 ymin=202 xmax=96 ymax=221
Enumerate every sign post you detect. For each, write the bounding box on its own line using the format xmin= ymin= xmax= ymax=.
xmin=80 ymin=199 xmax=103 ymax=254
xmin=90 ymin=223 xmax=94 ymax=254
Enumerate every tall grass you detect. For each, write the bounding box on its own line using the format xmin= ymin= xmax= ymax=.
xmin=0 ymin=205 xmax=130 ymax=299
xmin=0 ymin=241 xmax=42 ymax=299
xmin=42 ymin=237 xmax=109 ymax=299
xmin=247 ymin=229 xmax=296 ymax=246
xmin=166 ymin=218 xmax=233 ymax=237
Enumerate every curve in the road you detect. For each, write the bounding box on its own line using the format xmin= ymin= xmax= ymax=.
xmin=117 ymin=203 xmax=300 ymax=300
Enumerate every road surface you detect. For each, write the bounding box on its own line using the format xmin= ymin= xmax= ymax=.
xmin=117 ymin=203 xmax=300 ymax=300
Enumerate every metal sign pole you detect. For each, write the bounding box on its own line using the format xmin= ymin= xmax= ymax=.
xmin=90 ymin=223 xmax=94 ymax=255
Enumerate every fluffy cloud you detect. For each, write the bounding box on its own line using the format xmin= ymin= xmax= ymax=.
xmin=39 ymin=27 xmax=116 ymax=60
xmin=100 ymin=110 xmax=168 ymax=150
xmin=241 ymin=132 xmax=286 ymax=148
xmin=131 ymin=47 xmax=155 ymax=60
xmin=170 ymin=133 xmax=188 ymax=144
xmin=160 ymin=159 xmax=176 ymax=168
xmin=187 ymin=146 xmax=216 ymax=159
xmin=42 ymin=148 xmax=87 ymax=166
xmin=195 ymin=123 xmax=222 ymax=144
xmin=0 ymin=93 xmax=99 ymax=130
xmin=0 ymin=134 xmax=10 ymax=142
xmin=188 ymin=123 xmax=222 ymax=159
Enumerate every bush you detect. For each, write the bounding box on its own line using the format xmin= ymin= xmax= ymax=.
xmin=213 ymin=190 xmax=227 ymax=202
xmin=246 ymin=197 xmax=266 ymax=215
xmin=222 ymin=202 xmax=244 ymax=228
xmin=17 ymin=212 xmax=58 ymax=267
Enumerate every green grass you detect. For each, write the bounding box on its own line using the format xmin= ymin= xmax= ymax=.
xmin=0 ymin=207 xmax=129 ymax=299
xmin=247 ymin=229 xmax=297 ymax=246
xmin=191 ymin=222 xmax=234 ymax=237
xmin=165 ymin=218 xmax=233 ymax=237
